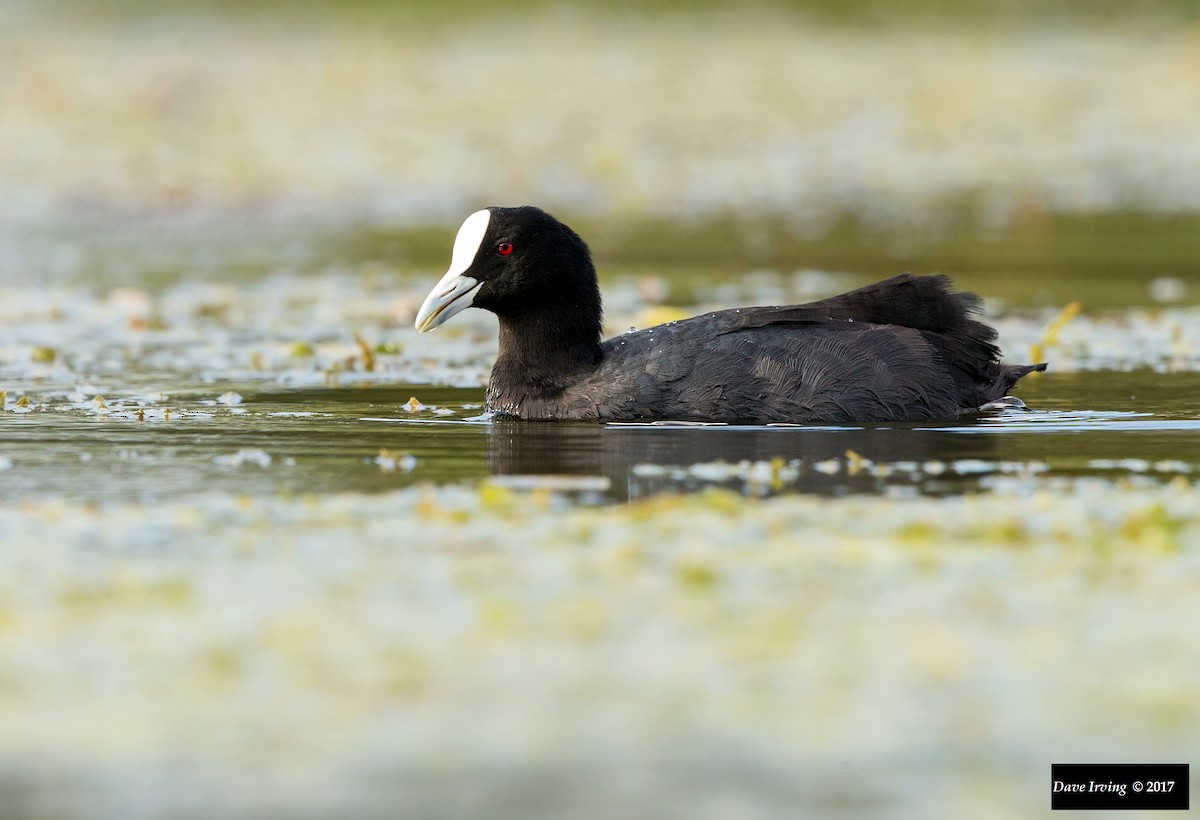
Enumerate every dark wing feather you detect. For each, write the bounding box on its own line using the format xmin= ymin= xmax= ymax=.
xmin=562 ymin=274 xmax=1045 ymax=423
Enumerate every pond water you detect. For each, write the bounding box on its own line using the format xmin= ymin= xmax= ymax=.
xmin=4 ymin=213 xmax=1198 ymax=509
xmin=3 ymin=209 xmax=1200 ymax=820
xmin=5 ymin=10 xmax=1200 ymax=819
xmin=4 ymin=371 xmax=1197 ymax=503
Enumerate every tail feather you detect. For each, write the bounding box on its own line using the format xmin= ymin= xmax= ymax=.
xmin=834 ymin=274 xmax=1047 ymax=408
xmin=942 ymin=353 xmax=1047 ymax=410
xmin=803 ymin=273 xmax=990 ymax=335
xmin=994 ymin=361 xmax=1048 ymax=393
xmin=740 ymin=273 xmax=1048 ymax=412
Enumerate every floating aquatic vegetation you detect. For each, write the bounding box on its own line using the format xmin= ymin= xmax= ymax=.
xmin=213 ymin=449 xmax=273 ymax=468
xmin=4 ymin=14 xmax=1200 ymax=228
xmin=0 ymin=478 xmax=1195 ymax=818
xmin=485 ymin=475 xmax=611 ymax=493
xmin=373 ymin=449 xmax=417 ymax=473
xmin=354 ymin=334 xmax=376 ymax=372
xmin=1149 ymin=276 xmax=1188 ymax=304
xmin=1029 ymin=301 xmax=1082 ymax=366
xmin=2 ymin=275 xmax=1197 ymax=410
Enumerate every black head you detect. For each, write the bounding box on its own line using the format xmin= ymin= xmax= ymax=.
xmin=414 ymin=206 xmax=601 ymax=333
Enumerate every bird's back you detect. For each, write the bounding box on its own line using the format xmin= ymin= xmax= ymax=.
xmin=547 ymin=274 xmax=1044 ymax=423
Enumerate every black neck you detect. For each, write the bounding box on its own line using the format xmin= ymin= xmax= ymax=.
xmin=493 ymin=303 xmax=602 ymax=395
xmin=487 ymin=301 xmax=600 ymax=410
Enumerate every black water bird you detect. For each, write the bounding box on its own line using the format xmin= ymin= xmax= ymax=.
xmin=415 ymin=206 xmax=1046 ymax=423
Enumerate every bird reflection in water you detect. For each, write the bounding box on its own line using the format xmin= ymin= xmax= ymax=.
xmin=484 ymin=418 xmax=1020 ymax=502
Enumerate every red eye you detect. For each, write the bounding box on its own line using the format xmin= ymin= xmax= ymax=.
xmin=496 ymin=242 xmax=514 ymax=256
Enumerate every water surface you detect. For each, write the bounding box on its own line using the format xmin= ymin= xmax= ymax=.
xmin=4 ymin=371 xmax=1196 ymax=503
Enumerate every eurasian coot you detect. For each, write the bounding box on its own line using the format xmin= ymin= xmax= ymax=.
xmin=415 ymin=206 xmax=1046 ymax=423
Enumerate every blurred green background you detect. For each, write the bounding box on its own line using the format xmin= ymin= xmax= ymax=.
xmin=3 ymin=0 xmax=1199 ymax=306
